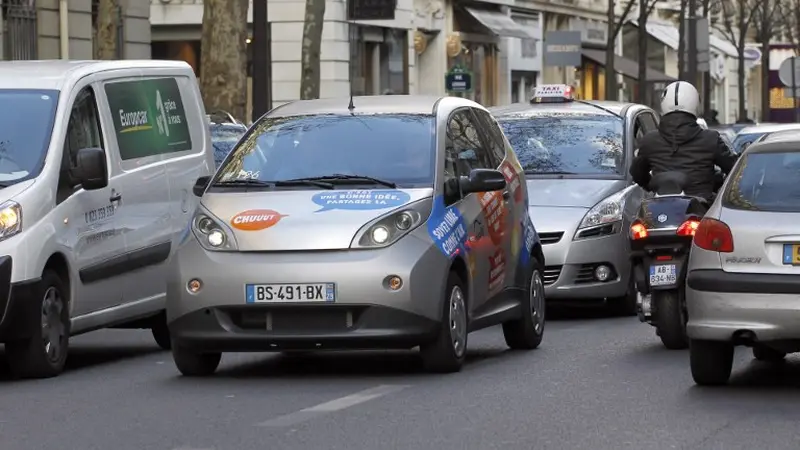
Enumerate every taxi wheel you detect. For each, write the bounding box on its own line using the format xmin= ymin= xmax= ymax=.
xmin=690 ymin=339 xmax=733 ymax=386
xmin=420 ymin=271 xmax=467 ymax=373
xmin=753 ymin=345 xmax=786 ymax=362
xmin=5 ymin=270 xmax=70 ymax=379
xmin=172 ymin=344 xmax=221 ymax=377
xmin=503 ymin=257 xmax=545 ymax=350
xmin=151 ymin=312 xmax=172 ymax=350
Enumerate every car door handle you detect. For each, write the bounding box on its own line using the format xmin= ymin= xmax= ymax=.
xmin=110 ymin=193 xmax=122 ymax=203
xmin=502 ymin=190 xmax=510 ymax=200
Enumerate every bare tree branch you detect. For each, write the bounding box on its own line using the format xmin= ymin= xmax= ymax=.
xmin=612 ymin=0 xmax=637 ymax=39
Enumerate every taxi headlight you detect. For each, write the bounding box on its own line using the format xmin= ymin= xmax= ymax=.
xmin=0 ymin=201 xmax=22 ymax=242
xmin=191 ymin=211 xmax=238 ymax=251
xmin=351 ymin=198 xmax=432 ymax=249
xmin=575 ymin=188 xmax=632 ymax=238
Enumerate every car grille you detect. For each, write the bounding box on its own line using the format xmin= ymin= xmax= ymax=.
xmin=539 ymin=232 xmax=564 ymax=245
xmin=227 ymin=308 xmax=361 ymax=332
xmin=543 ymin=266 xmax=562 ymax=285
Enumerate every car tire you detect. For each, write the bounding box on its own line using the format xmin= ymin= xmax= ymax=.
xmin=753 ymin=345 xmax=786 ymax=362
xmin=502 ymin=257 xmax=545 ymax=350
xmin=420 ymin=271 xmax=468 ymax=373
xmin=652 ymin=289 xmax=688 ymax=350
xmin=607 ymin=269 xmax=637 ymax=317
xmin=690 ymin=339 xmax=734 ymax=386
xmin=5 ymin=269 xmax=70 ymax=379
xmin=150 ymin=312 xmax=172 ymax=350
xmin=172 ymin=343 xmax=221 ymax=377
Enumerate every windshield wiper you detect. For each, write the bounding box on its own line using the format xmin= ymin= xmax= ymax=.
xmin=273 ymin=179 xmax=334 ymax=189
xmin=282 ymin=174 xmax=397 ymax=188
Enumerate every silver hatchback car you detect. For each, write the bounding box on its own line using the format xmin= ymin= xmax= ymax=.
xmin=166 ymin=96 xmax=546 ymax=376
xmin=686 ymin=139 xmax=800 ymax=385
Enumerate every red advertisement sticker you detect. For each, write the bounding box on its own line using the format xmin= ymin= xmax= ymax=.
xmin=478 ymin=191 xmax=507 ymax=246
xmin=230 ymin=209 xmax=287 ymax=231
xmin=500 ymin=160 xmax=523 ymax=203
xmin=488 ymin=249 xmax=506 ymax=295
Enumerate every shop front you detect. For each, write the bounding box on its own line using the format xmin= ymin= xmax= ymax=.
xmin=508 ymin=12 xmax=542 ymax=103
xmin=446 ymin=4 xmax=536 ymax=106
xmin=569 ymin=17 xmax=609 ymax=100
xmin=350 ymin=26 xmax=410 ymax=95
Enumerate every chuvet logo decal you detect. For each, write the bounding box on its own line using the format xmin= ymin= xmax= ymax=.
xmin=230 ymin=209 xmax=287 ymax=231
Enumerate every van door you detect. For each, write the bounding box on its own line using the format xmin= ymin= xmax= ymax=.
xmin=99 ymin=77 xmax=176 ymax=307
xmin=58 ymin=85 xmax=125 ymax=316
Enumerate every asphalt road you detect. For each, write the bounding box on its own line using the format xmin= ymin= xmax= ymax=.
xmin=2 ymin=308 xmax=800 ymax=450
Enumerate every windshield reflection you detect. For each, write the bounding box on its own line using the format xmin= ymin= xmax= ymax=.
xmin=498 ymin=114 xmax=624 ymax=176
xmin=215 ymin=114 xmax=435 ymax=187
xmin=0 ymin=89 xmax=59 ymax=184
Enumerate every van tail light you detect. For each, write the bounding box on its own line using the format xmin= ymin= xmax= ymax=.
xmin=676 ymin=218 xmax=701 ymax=236
xmin=630 ymin=221 xmax=648 ymax=240
xmin=693 ymin=218 xmax=734 ymax=253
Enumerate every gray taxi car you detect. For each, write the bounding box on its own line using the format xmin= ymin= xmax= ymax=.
xmin=166 ymin=95 xmax=546 ymax=376
xmin=491 ymin=85 xmax=656 ymax=315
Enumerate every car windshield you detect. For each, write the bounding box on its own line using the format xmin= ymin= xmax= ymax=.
xmin=732 ymin=132 xmax=766 ymax=154
xmin=0 ymin=89 xmax=59 ymax=185
xmin=211 ymin=125 xmax=247 ymax=167
xmin=498 ymin=113 xmax=624 ymax=176
xmin=723 ymin=151 xmax=800 ymax=212
xmin=215 ymin=114 xmax=435 ymax=187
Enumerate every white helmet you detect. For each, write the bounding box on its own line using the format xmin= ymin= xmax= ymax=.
xmin=660 ymin=81 xmax=699 ymax=117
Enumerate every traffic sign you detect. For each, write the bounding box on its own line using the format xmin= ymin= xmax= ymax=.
xmin=778 ymin=56 xmax=800 ymax=97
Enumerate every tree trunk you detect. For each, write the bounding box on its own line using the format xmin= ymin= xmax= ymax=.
xmin=300 ymin=0 xmax=326 ymax=100
xmin=199 ymin=0 xmax=249 ymax=121
xmin=737 ymin=41 xmax=747 ymax=121
xmin=636 ymin=0 xmax=649 ymax=104
xmin=95 ymin=0 xmax=119 ymax=59
xmin=605 ymin=0 xmax=618 ymax=100
xmin=701 ymin=0 xmax=711 ymax=116
xmin=677 ymin=0 xmax=687 ymax=79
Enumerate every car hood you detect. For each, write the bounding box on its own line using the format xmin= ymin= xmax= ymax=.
xmin=526 ymin=178 xmax=626 ymax=208
xmin=201 ymin=188 xmax=434 ymax=251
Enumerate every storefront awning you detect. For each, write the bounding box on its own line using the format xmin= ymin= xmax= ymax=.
xmin=582 ymin=48 xmax=676 ymax=82
xmin=464 ymin=8 xmax=537 ymax=40
xmin=629 ymin=20 xmax=739 ymax=58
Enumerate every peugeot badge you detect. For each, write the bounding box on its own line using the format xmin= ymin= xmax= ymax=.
xmin=657 ymin=214 xmax=668 ymax=223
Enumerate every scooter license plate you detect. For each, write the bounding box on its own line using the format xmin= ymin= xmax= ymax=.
xmin=649 ymin=264 xmax=677 ymax=286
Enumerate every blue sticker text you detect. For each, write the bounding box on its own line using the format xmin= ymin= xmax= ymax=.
xmin=520 ymin=213 xmax=537 ymax=266
xmin=428 ymin=196 xmax=467 ymax=258
xmin=312 ymin=190 xmax=411 ymax=213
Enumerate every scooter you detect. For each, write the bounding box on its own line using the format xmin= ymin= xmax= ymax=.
xmin=629 ymin=172 xmax=709 ymax=350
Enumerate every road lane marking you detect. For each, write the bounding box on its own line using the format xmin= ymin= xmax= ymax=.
xmin=256 ymin=384 xmax=410 ymax=427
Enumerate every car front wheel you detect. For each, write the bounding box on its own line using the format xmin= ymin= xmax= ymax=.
xmin=420 ymin=271 xmax=468 ymax=373
xmin=502 ymin=257 xmax=545 ymax=349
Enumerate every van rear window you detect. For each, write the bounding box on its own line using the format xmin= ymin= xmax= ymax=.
xmin=722 ymin=151 xmax=800 ymax=212
xmin=104 ymin=78 xmax=192 ymax=160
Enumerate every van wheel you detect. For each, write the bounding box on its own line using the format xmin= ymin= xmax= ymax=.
xmin=690 ymin=339 xmax=734 ymax=386
xmin=150 ymin=312 xmax=172 ymax=350
xmin=172 ymin=344 xmax=221 ymax=377
xmin=420 ymin=272 xmax=467 ymax=373
xmin=753 ymin=345 xmax=786 ymax=362
xmin=503 ymin=257 xmax=545 ymax=349
xmin=5 ymin=270 xmax=70 ymax=379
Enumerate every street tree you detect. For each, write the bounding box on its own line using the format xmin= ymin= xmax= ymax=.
xmin=635 ymin=0 xmax=663 ymax=103
xmin=199 ymin=0 xmax=249 ymax=121
xmin=712 ymin=0 xmax=759 ymax=121
xmin=605 ymin=0 xmax=636 ymax=100
xmin=752 ymin=0 xmax=782 ymax=121
xmin=300 ymin=0 xmax=326 ymax=100
xmin=94 ymin=0 xmax=119 ymax=59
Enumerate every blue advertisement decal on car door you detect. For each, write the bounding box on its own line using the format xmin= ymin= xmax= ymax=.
xmin=520 ymin=213 xmax=537 ymax=266
xmin=427 ymin=196 xmax=468 ymax=258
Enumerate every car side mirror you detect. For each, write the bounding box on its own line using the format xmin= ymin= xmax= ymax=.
xmin=193 ymin=176 xmax=211 ymax=197
xmin=460 ymin=169 xmax=506 ymax=194
xmin=75 ymin=147 xmax=108 ymax=191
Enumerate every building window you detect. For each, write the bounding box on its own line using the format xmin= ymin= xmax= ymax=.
xmin=152 ymin=41 xmax=201 ymax=75
xmin=2 ymin=0 xmax=37 ymax=60
xmin=447 ymin=41 xmax=498 ymax=106
xmin=350 ymin=26 xmax=409 ymax=95
xmin=513 ymin=16 xmax=538 ymax=59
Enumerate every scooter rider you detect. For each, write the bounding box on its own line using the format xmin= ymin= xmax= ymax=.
xmin=630 ymin=81 xmax=738 ymax=201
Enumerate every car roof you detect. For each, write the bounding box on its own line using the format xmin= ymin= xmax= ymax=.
xmin=757 ymin=129 xmax=800 ymax=143
xmin=737 ymin=123 xmax=800 ymax=135
xmin=269 ymin=95 xmax=449 ymax=117
xmin=489 ymin=100 xmax=633 ymax=118
xmin=744 ymin=139 xmax=800 ymax=154
xmin=0 ymin=60 xmax=193 ymax=90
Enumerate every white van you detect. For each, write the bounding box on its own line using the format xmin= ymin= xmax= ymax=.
xmin=0 ymin=60 xmax=214 ymax=378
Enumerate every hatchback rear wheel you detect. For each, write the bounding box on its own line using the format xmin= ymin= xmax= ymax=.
xmin=690 ymin=339 xmax=734 ymax=386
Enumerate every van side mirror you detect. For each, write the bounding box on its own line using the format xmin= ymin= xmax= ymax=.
xmin=460 ymin=169 xmax=506 ymax=194
xmin=193 ymin=176 xmax=211 ymax=197
xmin=75 ymin=147 xmax=108 ymax=191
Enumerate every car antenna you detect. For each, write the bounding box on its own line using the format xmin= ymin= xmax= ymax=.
xmin=348 ymin=94 xmax=355 ymax=113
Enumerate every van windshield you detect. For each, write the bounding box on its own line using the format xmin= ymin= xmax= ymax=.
xmin=0 ymin=89 xmax=59 ymax=185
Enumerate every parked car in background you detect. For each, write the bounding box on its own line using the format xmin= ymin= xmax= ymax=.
xmin=491 ymin=85 xmax=654 ymax=316
xmin=731 ymin=123 xmax=800 ymax=154
xmin=208 ymin=111 xmax=247 ymax=167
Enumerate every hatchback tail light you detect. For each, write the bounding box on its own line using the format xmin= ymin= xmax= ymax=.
xmin=693 ymin=218 xmax=734 ymax=253
xmin=676 ymin=218 xmax=701 ymax=236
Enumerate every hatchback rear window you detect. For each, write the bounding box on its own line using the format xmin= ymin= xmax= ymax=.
xmin=722 ymin=151 xmax=800 ymax=212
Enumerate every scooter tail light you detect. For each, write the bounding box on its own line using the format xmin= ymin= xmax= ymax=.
xmin=693 ymin=217 xmax=734 ymax=253
xmin=676 ymin=218 xmax=701 ymax=236
xmin=630 ymin=222 xmax=648 ymax=240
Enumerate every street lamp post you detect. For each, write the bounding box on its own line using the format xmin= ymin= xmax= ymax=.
xmin=687 ymin=0 xmax=698 ymax=87
xmin=252 ymin=0 xmax=272 ymax=123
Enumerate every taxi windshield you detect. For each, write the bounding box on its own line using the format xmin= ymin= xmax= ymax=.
xmin=498 ymin=113 xmax=624 ymax=176
xmin=215 ymin=114 xmax=435 ymax=187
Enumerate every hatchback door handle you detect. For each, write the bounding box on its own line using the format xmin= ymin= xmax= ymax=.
xmin=110 ymin=193 xmax=122 ymax=203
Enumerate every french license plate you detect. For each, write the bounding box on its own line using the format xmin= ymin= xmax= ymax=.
xmin=782 ymin=244 xmax=800 ymax=265
xmin=649 ymin=264 xmax=677 ymax=286
xmin=245 ymin=283 xmax=335 ymax=303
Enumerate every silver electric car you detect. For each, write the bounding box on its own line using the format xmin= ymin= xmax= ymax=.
xmin=491 ymin=85 xmax=656 ymax=315
xmin=167 ymin=95 xmax=546 ymax=376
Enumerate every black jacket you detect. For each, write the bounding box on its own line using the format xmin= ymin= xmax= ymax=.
xmin=629 ymin=112 xmax=738 ymax=198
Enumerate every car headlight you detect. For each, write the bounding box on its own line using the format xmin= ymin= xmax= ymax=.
xmin=350 ymin=198 xmax=433 ymax=249
xmin=191 ymin=210 xmax=238 ymax=251
xmin=577 ymin=189 xmax=629 ymax=231
xmin=0 ymin=201 xmax=22 ymax=242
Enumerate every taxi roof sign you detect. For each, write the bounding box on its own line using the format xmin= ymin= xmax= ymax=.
xmin=530 ymin=84 xmax=574 ymax=104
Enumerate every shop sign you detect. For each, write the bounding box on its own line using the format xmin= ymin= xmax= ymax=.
xmin=445 ymin=65 xmax=473 ymax=93
xmin=543 ymin=31 xmax=582 ymax=67
xmin=347 ymin=0 xmax=396 ymax=20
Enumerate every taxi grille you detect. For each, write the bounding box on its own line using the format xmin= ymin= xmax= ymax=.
xmin=574 ymin=264 xmax=597 ymax=284
xmin=539 ymin=232 xmax=564 ymax=245
xmin=543 ymin=266 xmax=562 ymax=285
